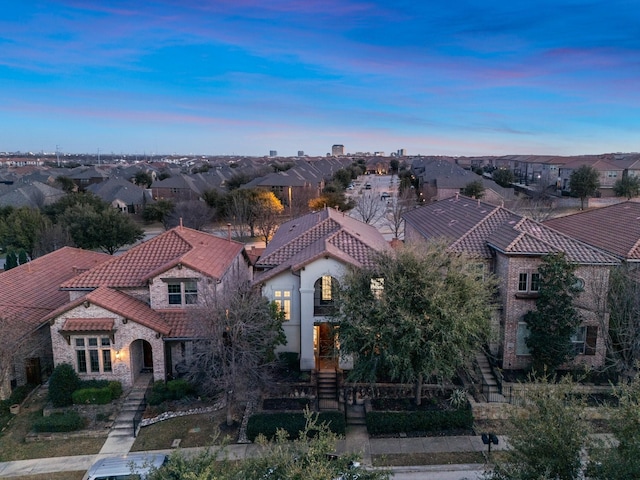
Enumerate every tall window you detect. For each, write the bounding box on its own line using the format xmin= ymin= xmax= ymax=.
xmin=168 ymin=280 xmax=198 ymax=305
xmin=314 ymin=276 xmax=338 ymax=316
xmin=75 ymin=336 xmax=112 ymax=373
xmin=274 ymin=290 xmax=291 ymax=320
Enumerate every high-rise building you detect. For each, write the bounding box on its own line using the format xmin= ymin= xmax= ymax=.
xmin=397 ymin=148 xmax=407 ymax=157
xmin=298 ymin=150 xmax=305 ymax=157
xmin=269 ymin=150 xmax=278 ymax=157
xmin=331 ymin=144 xmax=344 ymax=156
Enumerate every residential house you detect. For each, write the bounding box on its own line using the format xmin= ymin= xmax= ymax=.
xmin=544 ymin=201 xmax=640 ymax=264
xmin=43 ymin=226 xmax=252 ymax=388
xmin=403 ymin=195 xmax=619 ymax=371
xmin=150 ymin=173 xmax=204 ymax=201
xmin=558 ymin=156 xmax=623 ymax=197
xmin=253 ymin=207 xmax=391 ymax=371
xmin=0 ymin=247 xmax=111 ymax=399
xmin=86 ymin=177 xmax=154 ymax=214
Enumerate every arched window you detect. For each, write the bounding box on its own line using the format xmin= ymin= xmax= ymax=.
xmin=314 ymin=276 xmax=339 ymax=316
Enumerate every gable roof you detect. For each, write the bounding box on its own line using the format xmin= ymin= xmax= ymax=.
xmin=254 ymin=207 xmax=390 ymax=284
xmin=543 ymin=201 xmax=640 ymax=261
xmin=43 ymin=286 xmax=171 ymax=335
xmin=0 ymin=247 xmax=111 ymax=333
xmin=61 ymin=226 xmax=245 ymax=289
xmin=403 ymin=195 xmax=618 ymax=264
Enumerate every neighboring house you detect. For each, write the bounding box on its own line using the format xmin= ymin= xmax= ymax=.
xmin=412 ymin=157 xmax=514 ymax=205
xmin=150 ymin=173 xmax=204 ymax=201
xmin=403 ymin=195 xmax=619 ymax=371
xmin=558 ymin=156 xmax=623 ymax=197
xmin=86 ymin=177 xmax=154 ymax=214
xmin=0 ymin=248 xmax=111 ymax=399
xmin=44 ymin=226 xmax=252 ymax=389
xmin=253 ymin=207 xmax=391 ymax=371
xmin=544 ymin=201 xmax=640 ymax=263
xmin=0 ymin=181 xmax=65 ymax=208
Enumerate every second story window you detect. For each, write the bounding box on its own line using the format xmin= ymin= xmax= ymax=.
xmin=168 ymin=280 xmax=198 ymax=305
xmin=517 ymin=272 xmax=540 ymax=292
xmin=314 ymin=276 xmax=338 ymax=316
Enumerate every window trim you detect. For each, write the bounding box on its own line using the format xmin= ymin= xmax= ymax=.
xmin=273 ymin=289 xmax=291 ymax=321
xmin=75 ymin=335 xmax=113 ymax=374
xmin=164 ymin=278 xmax=199 ymax=306
xmin=515 ymin=271 xmax=540 ymax=299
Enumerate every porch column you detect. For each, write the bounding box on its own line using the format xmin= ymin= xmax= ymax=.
xmin=299 ymin=287 xmax=315 ymax=370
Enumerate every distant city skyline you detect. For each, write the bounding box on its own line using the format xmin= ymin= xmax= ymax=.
xmin=1 ymin=1 xmax=639 ymax=157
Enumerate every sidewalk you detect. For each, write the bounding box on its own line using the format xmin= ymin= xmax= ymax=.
xmin=0 ymin=425 xmax=500 ymax=478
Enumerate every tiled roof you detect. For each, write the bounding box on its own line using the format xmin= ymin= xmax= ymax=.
xmin=403 ymin=195 xmax=619 ymax=265
xmin=403 ymin=196 xmax=520 ymax=258
xmin=43 ymin=286 xmax=172 ymax=336
xmin=0 ymin=247 xmax=111 ymax=334
xmin=254 ymin=208 xmax=390 ymax=284
xmin=543 ymin=201 xmax=640 ymax=260
xmin=61 ymin=226 xmax=245 ymax=289
xmin=61 ymin=318 xmax=114 ymax=332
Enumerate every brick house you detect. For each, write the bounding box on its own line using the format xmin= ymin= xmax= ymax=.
xmin=0 ymin=247 xmax=110 ymax=399
xmin=403 ymin=195 xmax=619 ymax=372
xmin=253 ymin=207 xmax=391 ymax=371
xmin=43 ymin=226 xmax=251 ymax=388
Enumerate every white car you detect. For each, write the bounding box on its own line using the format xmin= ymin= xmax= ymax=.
xmin=83 ymin=453 xmax=167 ymax=480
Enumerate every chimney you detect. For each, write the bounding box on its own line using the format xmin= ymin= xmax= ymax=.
xmin=179 ymin=217 xmax=183 ymax=229
xmin=227 ymin=223 xmax=232 ymax=242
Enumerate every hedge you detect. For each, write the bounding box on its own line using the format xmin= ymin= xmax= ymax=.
xmin=148 ymin=379 xmax=194 ymax=405
xmin=247 ymin=411 xmax=346 ymax=442
xmin=33 ymin=411 xmax=85 ymax=432
xmin=365 ymin=408 xmax=473 ymax=436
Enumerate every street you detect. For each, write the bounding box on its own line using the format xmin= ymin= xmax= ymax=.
xmin=391 ymin=467 xmax=484 ymax=479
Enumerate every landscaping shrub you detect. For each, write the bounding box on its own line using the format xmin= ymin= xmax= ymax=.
xmin=33 ymin=411 xmax=85 ymax=432
xmin=246 ymin=411 xmax=346 ymax=441
xmin=72 ymin=387 xmax=113 ymax=405
xmin=78 ymin=379 xmax=109 ymax=389
xmin=48 ymin=364 xmax=80 ymax=407
xmin=108 ymin=381 xmax=123 ymax=399
xmin=148 ymin=379 xmax=194 ymax=405
xmin=365 ymin=408 xmax=473 ymax=436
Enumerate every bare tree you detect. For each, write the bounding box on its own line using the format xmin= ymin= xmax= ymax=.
xmin=186 ymin=283 xmax=285 ymax=425
xmin=511 ymin=196 xmax=557 ymax=222
xmin=166 ymin=200 xmax=213 ymax=231
xmin=33 ymin=223 xmax=74 ymax=257
xmin=600 ymin=264 xmax=640 ymax=381
xmin=353 ymin=191 xmax=385 ymax=225
xmin=253 ymin=190 xmax=284 ymax=247
xmin=384 ymin=189 xmax=414 ymax=239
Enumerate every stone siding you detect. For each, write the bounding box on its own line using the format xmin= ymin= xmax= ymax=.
xmin=50 ymin=302 xmax=165 ymax=389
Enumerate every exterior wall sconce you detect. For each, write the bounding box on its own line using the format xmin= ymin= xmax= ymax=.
xmin=122 ymin=318 xmax=128 ymax=324
xmin=115 ymin=350 xmax=121 ymax=360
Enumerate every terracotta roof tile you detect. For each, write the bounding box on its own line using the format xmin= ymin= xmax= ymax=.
xmin=0 ymin=247 xmax=111 ymax=333
xmin=543 ymin=201 xmax=640 ymax=260
xmin=404 ymin=195 xmax=619 ymax=265
xmin=61 ymin=226 xmax=245 ymax=289
xmin=61 ymin=318 xmax=114 ymax=332
xmin=254 ymin=208 xmax=390 ymax=284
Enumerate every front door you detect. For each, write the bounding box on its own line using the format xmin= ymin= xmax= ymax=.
xmin=142 ymin=341 xmax=153 ymax=372
xmin=314 ymin=323 xmax=337 ymax=370
xmin=25 ymin=357 xmax=41 ymax=385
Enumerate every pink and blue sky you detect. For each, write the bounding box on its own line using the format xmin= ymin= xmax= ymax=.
xmin=1 ymin=1 xmax=639 ymax=157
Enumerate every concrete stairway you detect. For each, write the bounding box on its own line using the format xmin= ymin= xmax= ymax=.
xmin=317 ymin=369 xmax=339 ymax=411
xmin=345 ymin=403 xmax=366 ymax=426
xmin=476 ymin=353 xmax=505 ymax=403
xmin=108 ymin=373 xmax=153 ymax=440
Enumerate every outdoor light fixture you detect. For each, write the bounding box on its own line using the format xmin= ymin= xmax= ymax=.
xmin=115 ymin=350 xmax=121 ymax=360
xmin=481 ymin=432 xmax=499 ymax=459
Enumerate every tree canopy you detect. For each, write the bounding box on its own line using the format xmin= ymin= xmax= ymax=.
xmin=613 ymin=174 xmax=640 ymax=199
xmin=569 ymin=165 xmax=600 ymax=209
xmin=336 ymin=242 xmax=496 ymax=404
xmin=524 ymin=253 xmax=582 ymax=374
xmin=463 ymin=180 xmax=485 ymax=199
xmin=492 ymin=168 xmax=515 ymax=187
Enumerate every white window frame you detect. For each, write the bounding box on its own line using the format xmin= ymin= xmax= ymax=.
xmin=273 ymin=290 xmax=291 ymax=320
xmin=167 ymin=280 xmax=198 ymax=305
